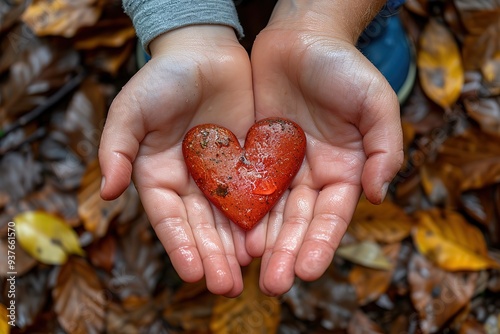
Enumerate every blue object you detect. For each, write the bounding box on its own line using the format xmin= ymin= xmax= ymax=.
xmin=358 ymin=4 xmax=416 ymax=103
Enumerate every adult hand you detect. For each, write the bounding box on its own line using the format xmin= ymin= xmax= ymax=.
xmin=248 ymin=0 xmax=404 ymax=295
xmin=99 ymin=25 xmax=255 ymax=297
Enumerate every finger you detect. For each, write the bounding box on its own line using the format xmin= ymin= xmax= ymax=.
xmin=358 ymin=85 xmax=404 ymax=204
xmin=99 ymin=91 xmax=145 ymax=200
xmin=260 ymin=186 xmax=316 ymax=296
xmin=246 ymin=191 xmax=289 ymax=258
xmin=295 ymin=182 xmax=361 ymax=281
xmin=230 ymin=221 xmax=253 ymax=267
xmin=212 ymin=209 xmax=245 ymax=297
xmin=184 ymin=194 xmax=236 ymax=295
xmin=140 ymin=188 xmax=205 ymax=283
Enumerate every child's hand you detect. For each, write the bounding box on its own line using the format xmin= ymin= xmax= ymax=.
xmin=99 ymin=25 xmax=255 ymax=297
xmin=247 ymin=0 xmax=404 ymax=296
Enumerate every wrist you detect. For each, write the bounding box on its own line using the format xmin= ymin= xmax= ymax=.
xmin=150 ymin=25 xmax=240 ymax=57
xmin=268 ymin=0 xmax=386 ymax=43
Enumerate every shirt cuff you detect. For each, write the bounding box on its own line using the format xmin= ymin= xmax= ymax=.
xmin=123 ymin=0 xmax=244 ymax=53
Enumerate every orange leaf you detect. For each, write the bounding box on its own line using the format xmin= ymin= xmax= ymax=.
xmin=22 ymin=0 xmax=102 ymax=38
xmin=349 ymin=197 xmax=414 ymax=243
xmin=412 ymin=208 xmax=500 ymax=271
xmin=417 ymin=19 xmax=464 ymax=109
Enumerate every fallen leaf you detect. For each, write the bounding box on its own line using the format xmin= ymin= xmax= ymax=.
xmin=438 ymin=128 xmax=500 ymax=191
xmin=349 ymin=243 xmax=401 ymax=305
xmin=454 ymin=0 xmax=500 ymax=36
xmin=0 ymin=304 xmax=10 ymax=334
xmin=417 ymin=18 xmax=464 ymax=109
xmin=408 ymin=253 xmax=478 ymax=333
xmin=87 ymin=232 xmax=116 ymax=273
xmin=14 ymin=210 xmax=85 ymax=265
xmin=73 ymin=17 xmax=135 ymax=50
xmin=210 ymin=259 xmax=281 ymax=334
xmin=412 ymin=209 xmax=500 ymax=271
xmin=78 ymin=159 xmax=130 ymax=238
xmin=53 ymin=257 xmax=106 ymax=334
xmin=15 ymin=266 xmax=50 ymax=329
xmin=0 ymin=232 xmax=37 ymax=277
xmin=106 ymin=214 xmax=163 ymax=300
xmin=22 ymin=0 xmax=103 ymax=38
xmin=283 ymin=264 xmax=358 ymax=330
xmin=464 ymin=97 xmax=500 ymax=136
xmin=461 ymin=186 xmax=500 ymax=246
xmin=349 ymin=198 xmax=414 ymax=243
xmin=347 ymin=310 xmax=384 ymax=334
xmin=0 ymin=0 xmax=28 ymax=33
xmin=336 ymin=240 xmax=393 ymax=270
xmin=163 ymin=280 xmax=216 ymax=332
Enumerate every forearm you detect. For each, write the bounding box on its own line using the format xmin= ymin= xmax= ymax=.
xmin=268 ymin=0 xmax=387 ymax=43
xmin=123 ymin=0 xmax=243 ymax=53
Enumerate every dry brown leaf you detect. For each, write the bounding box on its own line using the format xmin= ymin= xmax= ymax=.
xmin=163 ymin=280 xmax=216 ymax=332
xmin=412 ymin=209 xmax=500 ymax=271
xmin=87 ymin=233 xmax=116 ymax=273
xmin=282 ymin=265 xmax=358 ymax=331
xmin=78 ymin=159 xmax=126 ymax=238
xmin=349 ymin=198 xmax=414 ymax=243
xmin=348 ymin=243 xmax=401 ymax=306
xmin=0 ymin=236 xmax=36 ymax=277
xmin=14 ymin=266 xmax=51 ymax=329
xmin=210 ymin=259 xmax=281 ymax=334
xmin=83 ymin=39 xmax=135 ymax=75
xmin=437 ymin=128 xmax=500 ymax=191
xmin=408 ymin=253 xmax=478 ymax=334
xmin=461 ymin=185 xmax=500 ymax=246
xmin=347 ymin=310 xmax=384 ymax=334
xmin=417 ymin=18 xmax=464 ymax=109
xmin=73 ymin=17 xmax=135 ymax=50
xmin=420 ymin=162 xmax=463 ymax=206
xmin=53 ymin=257 xmax=106 ymax=334
xmin=22 ymin=0 xmax=103 ymax=38
xmin=454 ymin=0 xmax=500 ymax=36
xmin=464 ymin=97 xmax=500 ymax=136
xmin=0 ymin=0 xmax=28 ymax=34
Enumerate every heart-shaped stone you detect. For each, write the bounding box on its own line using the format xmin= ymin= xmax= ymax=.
xmin=182 ymin=118 xmax=306 ymax=230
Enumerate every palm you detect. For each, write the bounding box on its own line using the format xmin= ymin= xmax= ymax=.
xmin=248 ymin=28 xmax=403 ymax=295
xmin=99 ymin=30 xmax=255 ymax=296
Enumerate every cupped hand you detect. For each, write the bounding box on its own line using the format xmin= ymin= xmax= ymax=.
xmin=247 ymin=5 xmax=404 ymax=295
xmin=99 ymin=25 xmax=255 ymax=297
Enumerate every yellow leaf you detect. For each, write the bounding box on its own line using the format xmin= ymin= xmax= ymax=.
xmin=14 ymin=211 xmax=85 ymax=265
xmin=412 ymin=209 xmax=500 ymax=271
xmin=336 ymin=240 xmax=393 ymax=270
xmin=0 ymin=304 xmax=11 ymax=334
xmin=210 ymin=259 xmax=281 ymax=333
xmin=417 ymin=19 xmax=464 ymax=109
xmin=349 ymin=197 xmax=414 ymax=243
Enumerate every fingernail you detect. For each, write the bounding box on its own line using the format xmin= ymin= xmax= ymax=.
xmin=100 ymin=176 xmax=106 ymax=193
xmin=381 ymin=182 xmax=389 ymax=203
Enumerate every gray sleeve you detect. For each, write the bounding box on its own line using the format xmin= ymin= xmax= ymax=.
xmin=123 ymin=0 xmax=244 ymax=53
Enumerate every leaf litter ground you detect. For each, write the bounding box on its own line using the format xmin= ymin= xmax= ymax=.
xmin=1 ymin=0 xmax=500 ymax=333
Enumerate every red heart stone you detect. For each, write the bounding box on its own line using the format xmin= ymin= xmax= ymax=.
xmin=182 ymin=118 xmax=306 ymax=230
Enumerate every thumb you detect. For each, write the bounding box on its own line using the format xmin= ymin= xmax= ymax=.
xmin=359 ymin=86 xmax=404 ymax=204
xmin=98 ymin=92 xmax=145 ymax=200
